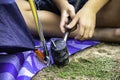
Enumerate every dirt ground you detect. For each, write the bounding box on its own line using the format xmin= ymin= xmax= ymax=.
xmin=32 ymin=43 xmax=120 ymax=80
xmin=70 ymin=43 xmax=120 ymax=64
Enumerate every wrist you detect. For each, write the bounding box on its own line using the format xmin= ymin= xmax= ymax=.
xmin=82 ymin=0 xmax=109 ymax=14
xmin=53 ymin=0 xmax=68 ymax=11
xmin=81 ymin=6 xmax=96 ymax=15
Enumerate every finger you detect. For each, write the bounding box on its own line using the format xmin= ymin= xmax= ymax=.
xmin=75 ymin=21 xmax=84 ymax=40
xmin=89 ymin=28 xmax=94 ymax=39
xmin=60 ymin=11 xmax=69 ymax=33
xmin=89 ymin=23 xmax=95 ymax=38
xmin=80 ymin=24 xmax=89 ymax=40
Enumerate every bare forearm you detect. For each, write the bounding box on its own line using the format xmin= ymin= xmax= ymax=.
xmin=83 ymin=0 xmax=110 ymax=13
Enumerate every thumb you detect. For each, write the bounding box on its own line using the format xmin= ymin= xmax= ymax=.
xmin=66 ymin=17 xmax=78 ymax=29
xmin=69 ymin=6 xmax=75 ymax=19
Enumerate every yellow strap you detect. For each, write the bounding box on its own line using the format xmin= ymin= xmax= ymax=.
xmin=28 ymin=0 xmax=40 ymax=33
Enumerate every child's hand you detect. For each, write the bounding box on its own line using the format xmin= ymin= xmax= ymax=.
xmin=53 ymin=0 xmax=75 ymax=33
xmin=66 ymin=8 xmax=96 ymax=40
xmin=59 ymin=1 xmax=75 ymax=33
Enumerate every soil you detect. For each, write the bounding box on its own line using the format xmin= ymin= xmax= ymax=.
xmin=32 ymin=43 xmax=120 ymax=80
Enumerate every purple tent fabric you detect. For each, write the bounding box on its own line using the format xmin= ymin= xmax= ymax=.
xmin=0 ymin=0 xmax=34 ymax=53
xmin=0 ymin=39 xmax=99 ymax=80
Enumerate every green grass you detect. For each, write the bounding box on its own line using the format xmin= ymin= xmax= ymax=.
xmin=45 ymin=57 xmax=120 ymax=80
